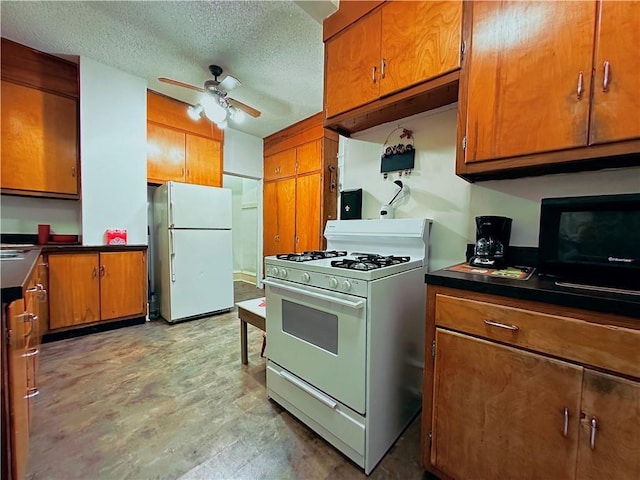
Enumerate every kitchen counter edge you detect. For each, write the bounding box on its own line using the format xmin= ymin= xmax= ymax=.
xmin=425 ymin=268 xmax=640 ymax=320
xmin=1 ymin=245 xmax=147 ymax=304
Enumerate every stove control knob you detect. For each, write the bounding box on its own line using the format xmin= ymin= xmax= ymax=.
xmin=328 ymin=277 xmax=338 ymax=288
xmin=341 ymin=280 xmax=352 ymax=292
xmin=268 ymin=266 xmax=278 ymax=276
xmin=301 ymin=272 xmax=311 ymax=283
xmin=279 ymin=268 xmax=288 ymax=278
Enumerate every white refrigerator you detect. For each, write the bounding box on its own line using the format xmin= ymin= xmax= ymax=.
xmin=153 ymin=181 xmax=233 ymax=323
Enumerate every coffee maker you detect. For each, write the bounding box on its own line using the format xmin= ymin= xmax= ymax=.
xmin=469 ymin=216 xmax=513 ymax=269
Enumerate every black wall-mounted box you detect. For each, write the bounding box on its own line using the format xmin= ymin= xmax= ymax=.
xmin=340 ymin=189 xmax=362 ymax=220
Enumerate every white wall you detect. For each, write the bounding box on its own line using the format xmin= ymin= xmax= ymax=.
xmin=79 ymin=57 xmax=147 ymax=245
xmin=223 ymin=128 xmax=263 ymax=178
xmin=341 ymin=104 xmax=640 ymax=272
xmin=0 ymin=196 xmax=81 ymax=236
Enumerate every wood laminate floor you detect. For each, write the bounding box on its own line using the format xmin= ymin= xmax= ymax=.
xmin=26 ymin=281 xmax=427 ymax=479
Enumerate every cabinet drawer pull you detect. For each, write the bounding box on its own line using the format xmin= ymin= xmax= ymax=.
xmin=590 ymin=416 xmax=598 ymax=450
xmin=563 ymin=407 xmax=569 ymax=437
xmin=22 ymin=347 xmax=39 ymax=358
xmin=372 ymin=66 xmax=377 ymax=84
xmin=25 ymin=387 xmax=39 ymax=399
xmin=17 ymin=313 xmax=37 ymax=337
xmin=602 ymin=61 xmax=610 ymax=92
xmin=484 ymin=319 xmax=519 ymax=331
xmin=576 ymin=71 xmax=584 ymax=99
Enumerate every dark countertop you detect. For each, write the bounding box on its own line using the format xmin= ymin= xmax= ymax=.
xmin=426 ymin=267 xmax=640 ymax=320
xmin=1 ymin=244 xmax=148 ymax=304
xmin=1 ymin=247 xmax=41 ymax=304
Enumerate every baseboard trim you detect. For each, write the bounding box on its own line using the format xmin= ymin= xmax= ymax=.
xmin=43 ymin=316 xmax=146 ymax=343
xmin=233 ymin=273 xmax=257 ymax=285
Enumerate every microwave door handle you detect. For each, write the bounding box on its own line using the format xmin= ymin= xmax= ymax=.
xmin=262 ymin=279 xmax=365 ymax=309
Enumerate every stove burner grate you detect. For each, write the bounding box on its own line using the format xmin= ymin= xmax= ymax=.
xmin=276 ymin=250 xmax=347 ymax=262
xmin=331 ymin=255 xmax=410 ymax=270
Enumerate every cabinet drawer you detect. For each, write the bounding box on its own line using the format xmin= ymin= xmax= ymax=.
xmin=266 ymin=361 xmax=365 ymax=460
xmin=434 ymin=294 xmax=640 ymax=378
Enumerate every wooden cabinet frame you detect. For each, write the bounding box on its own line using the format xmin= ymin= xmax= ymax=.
xmin=455 ymin=1 xmax=640 ymax=181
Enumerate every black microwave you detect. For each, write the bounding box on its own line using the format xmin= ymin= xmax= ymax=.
xmin=538 ymin=193 xmax=640 ymax=290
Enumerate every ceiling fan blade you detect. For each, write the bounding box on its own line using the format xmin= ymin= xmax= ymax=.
xmin=228 ymin=97 xmax=261 ymax=118
xmin=219 ymin=74 xmax=241 ymax=92
xmin=158 ymin=77 xmax=205 ymax=93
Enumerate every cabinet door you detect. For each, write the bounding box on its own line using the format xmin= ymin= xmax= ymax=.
xmin=325 ymin=9 xmax=381 ymax=117
xmin=264 ymin=149 xmax=297 ymax=181
xmin=296 ymin=140 xmax=322 ymax=175
xmin=7 ymin=299 xmax=29 ymax=480
xmin=185 ymin=134 xmax=222 ymax=187
xmin=465 ymin=2 xmax=596 ymax=163
xmin=431 ymin=329 xmax=582 ymax=480
xmin=48 ymin=253 xmax=100 ymax=329
xmin=295 ymin=173 xmax=322 ymax=253
xmin=147 ymin=123 xmax=186 ymax=183
xmin=380 ymin=1 xmax=461 ymax=96
xmin=576 ymin=370 xmax=640 ymax=480
xmin=100 ymin=251 xmax=147 ymax=321
xmin=589 ymin=1 xmax=640 ymax=145
xmin=263 ymin=179 xmax=296 ymax=257
xmin=1 ymin=81 xmax=78 ymax=195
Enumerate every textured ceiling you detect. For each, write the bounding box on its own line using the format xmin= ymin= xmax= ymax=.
xmin=0 ymin=1 xmax=338 ymax=138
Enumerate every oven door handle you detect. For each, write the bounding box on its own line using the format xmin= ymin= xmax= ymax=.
xmin=263 ymin=278 xmax=365 ymax=309
xmin=278 ymin=369 xmax=338 ymax=410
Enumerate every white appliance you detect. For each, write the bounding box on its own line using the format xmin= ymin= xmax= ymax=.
xmin=153 ymin=181 xmax=233 ymax=323
xmin=264 ymin=218 xmax=432 ymax=474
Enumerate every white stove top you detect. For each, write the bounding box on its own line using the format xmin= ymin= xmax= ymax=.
xmin=265 ymin=252 xmax=423 ymax=282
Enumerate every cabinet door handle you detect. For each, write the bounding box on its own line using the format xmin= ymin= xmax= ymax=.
xmin=602 ymin=61 xmax=610 ymax=92
xmin=22 ymin=347 xmax=39 ymax=358
xmin=372 ymin=66 xmax=377 ymax=84
xmin=92 ymin=266 xmax=98 ymax=278
xmin=25 ymin=387 xmax=39 ymax=399
xmin=99 ymin=265 xmax=105 ymax=277
xmin=577 ymin=71 xmax=584 ymax=99
xmin=484 ymin=319 xmax=519 ymax=331
xmin=381 ymin=58 xmax=386 ymax=79
xmin=589 ymin=417 xmax=598 ymax=450
xmin=18 ymin=313 xmax=37 ymax=338
xmin=71 ymin=166 xmax=76 ymax=177
xmin=563 ymin=407 xmax=569 ymax=437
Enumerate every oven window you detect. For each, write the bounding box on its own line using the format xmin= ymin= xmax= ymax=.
xmin=282 ymin=300 xmax=338 ymax=354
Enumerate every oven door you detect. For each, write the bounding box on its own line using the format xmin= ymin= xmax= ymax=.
xmin=264 ymin=278 xmax=367 ymax=414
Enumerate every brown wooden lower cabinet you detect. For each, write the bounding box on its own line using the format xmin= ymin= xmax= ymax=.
xmin=48 ymin=250 xmax=147 ymax=330
xmin=423 ymin=286 xmax=640 ymax=480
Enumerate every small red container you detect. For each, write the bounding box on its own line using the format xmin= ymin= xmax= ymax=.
xmin=38 ymin=224 xmax=50 ymax=245
xmin=105 ymin=229 xmax=127 ymax=245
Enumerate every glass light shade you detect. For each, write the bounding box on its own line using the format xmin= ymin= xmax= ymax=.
xmin=217 ymin=120 xmax=228 ymax=130
xmin=229 ymin=107 xmax=245 ymax=123
xmin=187 ymin=104 xmax=203 ymax=121
xmin=201 ymin=96 xmax=227 ymax=123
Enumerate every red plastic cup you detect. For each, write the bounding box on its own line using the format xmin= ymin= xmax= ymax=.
xmin=37 ymin=224 xmax=50 ymax=245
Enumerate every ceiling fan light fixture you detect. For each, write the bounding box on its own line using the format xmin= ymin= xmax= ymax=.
xmin=187 ymin=104 xmax=203 ymax=121
xmin=217 ymin=119 xmax=228 ymax=130
xmin=201 ymin=96 xmax=227 ymax=124
xmin=229 ymin=106 xmax=245 ymax=123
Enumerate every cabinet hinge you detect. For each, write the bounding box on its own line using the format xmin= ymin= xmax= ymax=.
xmin=461 ymin=41 xmax=466 ymax=60
xmin=432 ymin=340 xmax=436 ymax=358
xmin=462 ymin=136 xmax=467 ymax=151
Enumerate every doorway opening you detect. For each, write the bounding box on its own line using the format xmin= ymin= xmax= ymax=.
xmin=223 ymin=174 xmax=261 ymax=287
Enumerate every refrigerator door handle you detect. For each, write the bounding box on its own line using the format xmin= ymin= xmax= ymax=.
xmin=169 ymin=182 xmax=175 ymax=228
xmin=169 ymin=229 xmax=176 ymax=282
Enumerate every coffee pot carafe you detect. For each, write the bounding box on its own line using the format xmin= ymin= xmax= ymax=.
xmin=469 ymin=216 xmax=513 ymax=269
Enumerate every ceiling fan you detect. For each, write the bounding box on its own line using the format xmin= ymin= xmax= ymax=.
xmin=158 ymin=65 xmax=261 ymax=127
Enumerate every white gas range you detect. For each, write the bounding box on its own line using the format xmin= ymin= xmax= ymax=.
xmin=264 ymin=218 xmax=432 ymax=474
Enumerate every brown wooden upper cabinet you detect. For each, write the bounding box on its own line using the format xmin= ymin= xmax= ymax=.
xmin=263 ymin=113 xmax=339 ymax=257
xmin=324 ymin=1 xmax=462 ymax=120
xmin=147 ymin=90 xmax=223 ymax=187
xmin=1 ymin=38 xmax=79 ymax=199
xmin=457 ymin=1 xmax=640 ymax=180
